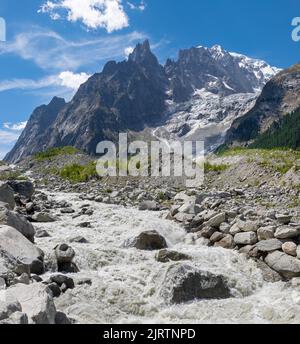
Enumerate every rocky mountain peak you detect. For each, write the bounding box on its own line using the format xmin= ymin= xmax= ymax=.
xmin=128 ymin=39 xmax=159 ymax=67
xmin=5 ymin=41 xmax=280 ymax=163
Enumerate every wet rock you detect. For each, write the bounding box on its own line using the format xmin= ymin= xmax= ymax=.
xmin=214 ymin=234 xmax=234 ymax=249
xmin=77 ymin=278 xmax=92 ymax=286
xmin=5 ymin=283 xmax=56 ymax=324
xmin=265 ymin=251 xmax=300 ymax=279
xmin=61 ymin=207 xmax=75 ymax=214
xmin=257 ymin=226 xmax=275 ymax=241
xmin=0 ymin=205 xmax=35 ymax=242
xmin=35 ymin=229 xmax=50 ymax=238
xmin=276 ymin=214 xmax=292 ymax=225
xmin=238 ymin=220 xmax=258 ymax=232
xmin=50 ymin=274 xmax=75 ymax=290
xmin=256 ymin=239 xmax=283 ymax=253
xmin=139 ymin=201 xmax=159 ymax=211
xmin=0 ymin=182 xmax=15 ymax=210
xmin=0 ymin=277 xmax=6 ymax=290
xmin=170 ymin=205 xmax=180 ymax=217
xmin=0 ymin=225 xmax=44 ymax=275
xmin=206 ymin=212 xmax=226 ymax=228
xmin=229 ymin=223 xmax=241 ymax=235
xmin=47 ymin=283 xmax=61 ymax=298
xmin=155 ymin=249 xmax=191 ymax=263
xmin=210 ymin=232 xmax=225 ymax=243
xmin=274 ymin=226 xmax=300 ymax=239
xmin=70 ymin=236 xmax=88 ymax=244
xmin=7 ymin=181 xmax=34 ymax=200
xmin=55 ymin=244 xmax=75 ymax=264
xmin=13 ymin=273 xmax=30 ymax=285
xmin=219 ymin=223 xmax=230 ymax=234
xmin=55 ymin=311 xmax=71 ymax=324
xmin=234 ymin=232 xmax=257 ymax=245
xmin=0 ymin=297 xmax=22 ymax=321
xmin=282 ymin=242 xmax=297 ymax=257
xmin=1 ymin=312 xmax=28 ymax=324
xmin=125 ymin=231 xmax=167 ymax=251
xmin=32 ymin=213 xmax=56 ymax=223
xmin=255 ymin=260 xmax=282 ymax=283
xmin=160 ymin=264 xmax=231 ymax=304
xmin=77 ymin=222 xmax=91 ymax=228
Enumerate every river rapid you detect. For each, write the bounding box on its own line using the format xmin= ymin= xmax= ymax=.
xmin=35 ymin=192 xmax=300 ymax=324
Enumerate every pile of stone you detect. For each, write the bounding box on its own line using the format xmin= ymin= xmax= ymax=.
xmin=169 ymin=189 xmax=300 ymax=281
xmin=0 ymin=180 xmax=77 ymax=324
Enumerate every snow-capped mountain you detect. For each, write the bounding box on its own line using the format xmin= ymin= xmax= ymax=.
xmin=229 ymin=50 xmax=281 ymax=92
xmin=5 ymin=41 xmax=280 ymax=162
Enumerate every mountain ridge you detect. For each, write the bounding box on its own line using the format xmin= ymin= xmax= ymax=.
xmin=5 ymin=40 xmax=279 ymax=163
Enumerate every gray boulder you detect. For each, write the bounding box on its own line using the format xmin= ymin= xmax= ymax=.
xmin=275 ymin=226 xmax=300 ymax=239
xmin=7 ymin=181 xmax=35 ymax=200
xmin=139 ymin=201 xmax=159 ymax=211
xmin=32 ymin=212 xmax=56 ymax=223
xmin=214 ymin=234 xmax=234 ymax=249
xmin=0 ymin=225 xmax=44 ymax=275
xmin=160 ymin=264 xmax=231 ymax=304
xmin=0 ymin=182 xmax=15 ymax=210
xmin=265 ymin=251 xmax=300 ymax=279
xmin=255 ymin=260 xmax=282 ymax=283
xmin=282 ymin=242 xmax=297 ymax=257
xmin=5 ymin=283 xmax=56 ymax=324
xmin=206 ymin=212 xmax=226 ymax=228
xmin=155 ymin=249 xmax=191 ymax=263
xmin=276 ymin=214 xmax=292 ymax=225
xmin=125 ymin=231 xmax=167 ymax=251
xmin=234 ymin=232 xmax=257 ymax=245
xmin=257 ymin=226 xmax=275 ymax=241
xmin=0 ymin=204 xmax=35 ymax=242
xmin=255 ymin=239 xmax=283 ymax=253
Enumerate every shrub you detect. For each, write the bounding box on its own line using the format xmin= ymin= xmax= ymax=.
xmin=35 ymin=146 xmax=79 ymax=161
xmin=59 ymin=162 xmax=97 ymax=183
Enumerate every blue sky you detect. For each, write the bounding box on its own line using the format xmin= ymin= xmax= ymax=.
xmin=0 ymin=0 xmax=299 ymax=158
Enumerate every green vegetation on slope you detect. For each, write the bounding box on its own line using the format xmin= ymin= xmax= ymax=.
xmin=204 ymin=162 xmax=229 ymax=173
xmin=59 ymin=162 xmax=98 ymax=183
xmin=216 ymin=147 xmax=300 ymax=175
xmin=250 ymin=108 xmax=300 ymax=150
xmin=34 ymin=146 xmax=79 ymax=161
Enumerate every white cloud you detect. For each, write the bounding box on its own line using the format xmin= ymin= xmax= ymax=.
xmin=58 ymin=71 xmax=90 ymax=89
xmin=0 ymin=130 xmax=20 ymax=144
xmin=0 ymin=71 xmax=90 ymax=93
xmin=3 ymin=122 xmax=27 ymax=131
xmin=124 ymin=46 xmax=134 ymax=57
xmin=39 ymin=0 xmax=129 ymax=33
xmin=0 ymin=27 xmax=146 ymax=71
xmin=127 ymin=1 xmax=146 ymax=11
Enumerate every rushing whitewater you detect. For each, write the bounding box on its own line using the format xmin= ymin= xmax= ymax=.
xmin=35 ymin=192 xmax=300 ymax=324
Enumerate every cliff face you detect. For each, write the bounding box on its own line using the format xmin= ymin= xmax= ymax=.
xmin=225 ymin=64 xmax=300 ymax=145
xmin=5 ymin=41 xmax=279 ymax=163
xmin=5 ymin=97 xmax=66 ymax=162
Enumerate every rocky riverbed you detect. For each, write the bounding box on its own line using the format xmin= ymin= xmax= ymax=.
xmin=1 ymin=171 xmax=300 ymax=324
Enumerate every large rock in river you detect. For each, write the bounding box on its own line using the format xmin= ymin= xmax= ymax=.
xmin=125 ymin=231 xmax=168 ymax=251
xmin=265 ymin=251 xmax=300 ymax=279
xmin=4 ymin=283 xmax=56 ymax=324
xmin=7 ymin=180 xmax=35 ymax=200
xmin=0 ymin=203 xmax=35 ymax=242
xmin=160 ymin=264 xmax=231 ymax=304
xmin=0 ymin=225 xmax=43 ymax=275
xmin=0 ymin=182 xmax=15 ymax=210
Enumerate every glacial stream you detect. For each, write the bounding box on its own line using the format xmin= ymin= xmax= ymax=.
xmin=36 ymin=192 xmax=300 ymax=324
